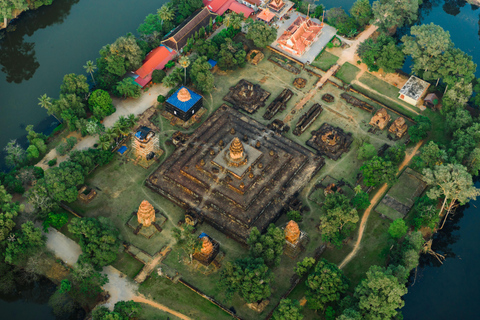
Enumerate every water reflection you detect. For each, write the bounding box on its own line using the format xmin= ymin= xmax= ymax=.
xmin=442 ymin=0 xmax=466 ymax=16
xmin=0 ymin=0 xmax=80 ymax=84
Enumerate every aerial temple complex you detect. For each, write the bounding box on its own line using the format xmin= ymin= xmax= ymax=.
xmin=223 ymin=79 xmax=271 ymax=114
xmin=146 ymin=105 xmax=324 ymax=243
xmin=369 ymin=108 xmax=391 ymax=130
xmin=307 ymin=123 xmax=353 ymax=160
xmin=389 ymin=117 xmax=408 ymax=138
xmin=277 ymin=16 xmax=323 ymax=56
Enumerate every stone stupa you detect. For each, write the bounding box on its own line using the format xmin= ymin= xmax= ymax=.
xmin=137 ymin=200 xmax=156 ymax=227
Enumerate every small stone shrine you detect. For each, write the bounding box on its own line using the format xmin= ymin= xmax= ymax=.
xmin=324 ymin=183 xmax=342 ymax=197
xmin=78 ymin=186 xmax=97 ymax=204
xmin=223 ymin=79 xmax=271 ymax=114
xmin=146 ymin=104 xmax=324 ymax=243
xmin=246 ymin=50 xmax=264 ymax=65
xmin=293 ymin=78 xmax=307 ymax=89
xmin=322 ymin=94 xmax=334 ymax=103
xmin=284 ymin=220 xmax=307 ymax=259
xmin=369 ymin=108 xmax=391 ymax=130
xmin=193 ymin=233 xmax=220 ymax=266
xmin=307 ymin=123 xmax=353 ymax=160
xmin=127 ymin=200 xmax=168 ymax=238
xmin=388 ymin=117 xmax=408 ymax=138
xmin=132 ymin=126 xmax=161 ymax=165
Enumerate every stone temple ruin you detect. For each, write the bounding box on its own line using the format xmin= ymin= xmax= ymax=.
xmin=132 ymin=126 xmax=162 ymax=166
xmin=284 ymin=220 xmax=307 ymax=259
xmin=389 ymin=117 xmax=408 ymax=138
xmin=307 ymin=123 xmax=353 ymax=160
xmin=369 ymin=108 xmax=391 ymax=130
xmin=293 ymin=103 xmax=323 ymax=136
xmin=127 ymin=200 xmax=167 ymax=238
xmin=223 ymin=79 xmax=271 ymax=114
xmin=293 ymin=78 xmax=307 ymax=89
xmin=193 ymin=233 xmax=220 ymax=266
xmin=146 ymin=105 xmax=324 ymax=243
xmin=263 ymin=88 xmax=293 ymax=120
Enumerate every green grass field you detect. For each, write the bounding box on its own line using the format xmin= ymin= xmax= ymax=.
xmin=335 ymin=62 xmax=360 ymax=84
xmin=359 ymin=73 xmax=402 ymax=101
xmin=311 ymin=51 xmax=339 ymax=71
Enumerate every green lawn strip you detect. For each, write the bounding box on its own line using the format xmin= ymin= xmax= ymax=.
xmin=423 ymin=108 xmax=449 ymax=145
xmin=311 ymin=51 xmax=339 ymax=71
xmin=335 ymin=62 xmax=360 ymax=84
xmin=110 ymin=251 xmax=144 ymax=278
xmin=358 ymin=73 xmax=402 ymax=102
xmin=139 ymin=273 xmax=232 ymax=320
xmin=138 ymin=303 xmax=182 ymax=320
xmin=375 ymin=202 xmax=403 ymax=221
xmin=351 ymin=83 xmax=418 ymax=120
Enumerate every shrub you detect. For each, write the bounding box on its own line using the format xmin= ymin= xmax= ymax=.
xmin=157 ymin=95 xmax=166 ymax=103
xmin=388 ymin=219 xmax=408 ymax=239
xmin=48 ymin=159 xmax=57 ymax=166
xmin=152 ymin=69 xmax=166 ymax=83
xmin=287 ymin=210 xmax=303 ymax=222
xmin=165 ymin=60 xmax=175 ymax=69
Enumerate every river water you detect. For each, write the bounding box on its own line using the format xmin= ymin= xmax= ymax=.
xmin=0 ymin=0 xmax=478 ymax=318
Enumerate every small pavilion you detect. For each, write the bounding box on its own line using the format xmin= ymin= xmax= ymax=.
xmin=257 ymin=8 xmax=276 ymax=23
xmin=165 ymin=86 xmax=203 ymax=121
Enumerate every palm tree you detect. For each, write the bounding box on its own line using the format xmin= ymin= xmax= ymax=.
xmin=157 ymin=5 xmax=174 ymax=25
xmin=224 ymin=12 xmax=243 ymax=30
xmin=178 ymin=56 xmax=190 ymax=86
xmin=38 ymin=94 xmax=62 ymax=123
xmin=127 ymin=114 xmax=137 ymax=128
xmin=83 ymin=60 xmax=97 ymax=85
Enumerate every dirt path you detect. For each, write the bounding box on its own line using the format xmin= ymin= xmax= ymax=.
xmin=336 ymin=25 xmax=379 ymax=66
xmin=134 ymin=246 xmax=171 ymax=283
xmin=133 ymin=296 xmax=192 ymax=320
xmin=338 ymin=141 xmax=423 ymax=269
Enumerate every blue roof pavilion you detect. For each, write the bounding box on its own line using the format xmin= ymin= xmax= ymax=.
xmin=165 ymin=86 xmax=203 ymax=121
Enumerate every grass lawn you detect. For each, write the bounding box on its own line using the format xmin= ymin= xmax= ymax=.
xmin=359 ymin=73 xmax=402 ymax=102
xmin=335 ymin=62 xmax=360 ymax=84
xmin=423 ymin=109 xmax=449 ymax=146
xmin=110 ymin=251 xmax=144 ymax=279
xmin=311 ymin=51 xmax=339 ymax=71
xmin=375 ymin=202 xmax=404 ymax=220
xmin=138 ymin=303 xmax=181 ymax=320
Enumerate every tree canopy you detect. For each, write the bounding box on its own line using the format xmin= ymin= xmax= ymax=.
xmin=272 ymin=299 xmax=303 ymax=320
xmin=408 ymin=115 xmax=432 ymax=143
xmin=357 ymin=34 xmax=404 ymax=72
xmin=68 ymin=217 xmax=120 ymax=269
xmin=4 ymin=221 xmax=45 ymax=264
xmin=360 ymin=156 xmax=397 ymax=187
xmin=320 ymin=193 xmax=359 ymax=247
xmin=350 ymin=0 xmax=373 ymax=27
xmin=39 ymin=161 xmax=84 ymax=203
xmin=305 ymin=259 xmax=349 ymax=310
xmin=372 ymin=0 xmax=419 ymax=32
xmin=88 ymin=89 xmax=114 ymax=119
xmin=246 ymin=21 xmax=277 ymax=48
xmin=190 ymin=56 xmax=215 ymax=94
xmin=0 ymin=185 xmax=23 ymax=241
xmin=247 ymin=224 xmax=284 ymax=266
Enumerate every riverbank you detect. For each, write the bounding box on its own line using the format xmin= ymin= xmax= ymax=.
xmin=0 ymin=1 xmax=54 ymax=31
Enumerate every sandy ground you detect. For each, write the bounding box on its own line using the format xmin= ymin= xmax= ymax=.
xmin=45 ymin=227 xmax=81 ymax=266
xmin=101 ymin=266 xmax=138 ymax=309
xmin=133 ymin=296 xmax=192 ymax=320
xmin=338 ymin=140 xmax=424 ymax=269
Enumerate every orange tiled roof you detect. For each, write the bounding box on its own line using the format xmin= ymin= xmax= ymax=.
xmin=257 ymin=9 xmax=276 ymax=22
xmin=277 ymin=16 xmax=323 ymax=55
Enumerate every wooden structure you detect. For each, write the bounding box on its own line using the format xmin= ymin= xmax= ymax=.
xmin=146 ymin=105 xmax=324 ymax=243
xmin=369 ymin=108 xmax=391 ymax=130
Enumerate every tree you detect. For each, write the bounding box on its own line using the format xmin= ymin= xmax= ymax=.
xmin=99 ymin=35 xmax=143 ymax=77
xmin=60 ymin=73 xmax=89 ymax=98
xmin=173 ymin=224 xmax=202 ymax=263
xmin=411 ymin=195 xmax=438 ymax=230
xmin=116 ymin=78 xmax=141 ymax=99
xmin=26 ymin=145 xmax=39 ymax=160
xmin=4 ymin=221 xmax=45 ymax=264
xmin=162 ymin=67 xmax=183 ymax=87
xmin=38 ymin=94 xmax=62 ymax=123
xmin=327 ymin=7 xmax=359 ymax=37
xmin=357 ymin=34 xmax=404 ymax=72
xmin=52 ymin=94 xmax=87 ymax=130
xmin=442 ymin=79 xmax=473 ymax=112
xmin=320 ymin=193 xmax=359 ymax=247
xmin=69 ymin=262 xmax=108 ymax=305
xmin=190 ymin=56 xmax=215 ymax=93
xmin=423 ymin=164 xmax=480 ymax=219
xmin=354 ymin=265 xmax=408 ymax=319
xmin=0 ymin=0 xmax=28 ymax=27
xmin=83 ymin=60 xmax=97 ymax=85
xmin=357 ymin=142 xmax=376 ymax=160
xmin=114 ymin=300 xmax=142 ymax=319
xmin=360 ymin=156 xmax=397 ymax=187
xmin=466 ymin=148 xmax=480 ymax=176
xmin=26 ymin=124 xmax=47 ymax=144
xmin=246 ymin=21 xmax=277 ymax=48
xmin=408 ymin=115 xmax=432 ymax=143
xmin=224 ymin=12 xmax=244 ymax=30
xmin=388 ymin=219 xmax=408 ymax=239
xmin=305 ymin=259 xmax=349 ymax=310
xmin=337 ymin=309 xmax=363 ymax=320
xmin=217 ymin=38 xmax=246 ymax=71
xmin=419 ymin=141 xmax=447 ymax=168
xmin=294 ymin=257 xmax=315 ymax=277
xmin=68 ymin=217 xmax=120 ymax=268
xmin=0 ymin=185 xmax=23 ymax=241
xmin=89 ymin=89 xmax=114 ymax=119
xmin=151 ymin=69 xmax=166 ymax=83
xmin=178 ymin=55 xmax=190 ymax=85
xmin=25 ymin=183 xmax=58 ymax=216
xmin=39 ymin=161 xmax=84 ymax=203
xmin=59 ymin=279 xmax=72 ymax=293
xmin=138 ymin=13 xmax=163 ymax=37
xmin=4 ymin=139 xmax=26 ymax=168
xmin=272 ymin=299 xmax=303 ymax=320
xmin=157 ymin=5 xmax=174 ymax=24
xmin=436 ymin=47 xmax=476 ymax=88
xmin=287 ymin=210 xmax=302 ymax=222
xmin=193 ymin=39 xmax=218 ymax=59
xmin=384 ymin=143 xmax=406 ymax=165
xmin=48 ymin=288 xmax=78 ymax=318
xmin=247 ymin=224 xmax=284 ymax=266
xmin=352 ymin=185 xmax=370 ymax=210
xmin=372 ymin=0 xmax=419 ymax=33
xmin=350 ymin=0 xmax=373 ymax=27
xmin=402 ymin=23 xmax=452 ymax=78
xmin=42 ymin=211 xmax=69 ymax=232
xmin=445 ymin=107 xmax=472 ymax=133
xmin=219 ymin=257 xmax=272 ymax=303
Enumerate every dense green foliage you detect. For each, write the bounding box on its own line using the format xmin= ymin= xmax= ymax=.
xmin=384 ymin=144 xmax=406 ymax=165
xmin=173 ymin=224 xmax=202 ymax=262
xmin=360 ymin=156 xmax=397 ymax=187
xmin=305 ymin=259 xmax=349 ymax=310
xmin=92 ymin=300 xmax=142 ymax=320
xmin=411 ymin=195 xmax=438 ymax=230
xmin=372 ymin=0 xmax=419 ymax=32
xmin=357 ymin=34 xmax=405 ymax=72
xmin=190 ymin=56 xmax=215 ymax=93
xmin=357 ymin=142 xmax=376 ymax=160
xmin=4 ymin=221 xmax=45 ymax=264
xmin=388 ymin=219 xmax=408 ymax=239
xmin=245 ymin=21 xmax=277 ymax=48
xmin=247 ymin=224 xmax=284 ymax=266
xmin=272 ymin=299 xmax=303 ymax=320
xmin=320 ymin=193 xmax=359 ymax=247
xmin=217 ymin=38 xmax=246 ymax=71
xmin=89 ymin=89 xmax=115 ymax=119
xmin=352 ymin=186 xmax=370 ymax=211
xmin=294 ymin=257 xmax=315 ymax=277
xmin=408 ymin=115 xmax=432 ymax=143
xmin=0 ymin=185 xmax=23 ymax=241
xmin=68 ymin=217 xmax=120 ymax=268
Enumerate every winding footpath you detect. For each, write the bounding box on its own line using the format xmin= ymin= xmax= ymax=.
xmin=338 ymin=141 xmax=423 ymax=269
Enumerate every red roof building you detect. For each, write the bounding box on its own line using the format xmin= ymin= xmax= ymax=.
xmin=277 ymin=16 xmax=323 ymax=56
xmin=134 ymin=45 xmax=176 ymax=87
xmin=203 ymin=0 xmax=253 ymax=16
xmin=257 ymin=8 xmax=276 ymax=22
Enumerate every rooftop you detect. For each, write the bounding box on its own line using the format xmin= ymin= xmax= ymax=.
xmin=166 ymin=86 xmax=202 ymax=112
xmin=399 ymin=76 xmax=430 ymax=101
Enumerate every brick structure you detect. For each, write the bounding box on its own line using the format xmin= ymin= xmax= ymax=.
xmin=193 ymin=233 xmax=220 ymax=266
xmin=389 ymin=117 xmax=408 ymax=138
xmin=369 ymin=108 xmax=391 ymax=130
xmin=223 ymin=79 xmax=271 ymax=114
xmin=307 ymin=123 xmax=353 ymax=160
xmin=137 ymin=200 xmax=156 ymax=227
xmin=132 ymin=126 xmax=161 ymax=162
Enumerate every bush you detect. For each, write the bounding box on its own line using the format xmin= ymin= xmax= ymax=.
xmin=56 ymin=144 xmax=68 ymax=156
xmin=48 ymin=158 xmax=57 ymax=166
xmin=388 ymin=219 xmax=408 ymax=239
xmin=287 ymin=210 xmax=303 ymax=222
xmin=157 ymin=94 xmax=166 ymax=103
xmin=152 ymin=69 xmax=166 ymax=83
xmin=165 ymin=60 xmax=175 ymax=69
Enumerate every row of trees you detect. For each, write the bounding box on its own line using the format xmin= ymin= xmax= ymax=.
xmin=327 ymin=0 xmax=373 ymax=37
